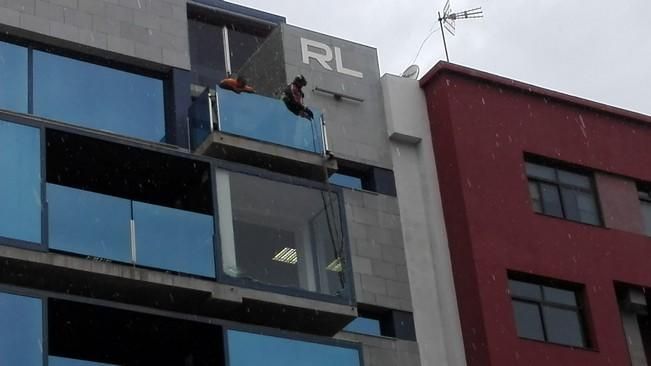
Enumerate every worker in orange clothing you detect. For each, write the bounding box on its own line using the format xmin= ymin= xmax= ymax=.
xmin=282 ymin=75 xmax=314 ymax=120
xmin=218 ymin=76 xmax=256 ymax=94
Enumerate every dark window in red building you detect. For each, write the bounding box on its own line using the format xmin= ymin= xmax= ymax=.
xmin=525 ymin=160 xmax=601 ymax=225
xmin=509 ymin=276 xmax=589 ymax=348
xmin=638 ymin=187 xmax=651 ymax=236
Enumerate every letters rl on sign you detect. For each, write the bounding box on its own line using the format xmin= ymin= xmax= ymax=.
xmin=300 ymin=38 xmax=364 ymax=79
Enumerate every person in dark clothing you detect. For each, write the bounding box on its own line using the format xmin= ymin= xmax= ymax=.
xmin=219 ymin=76 xmax=255 ymax=94
xmin=282 ymin=75 xmax=314 ymax=120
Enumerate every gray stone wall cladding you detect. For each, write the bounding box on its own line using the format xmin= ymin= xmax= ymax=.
xmin=1 ymin=0 xmax=190 ymax=69
xmin=337 ymin=332 xmax=421 ymax=366
xmin=344 ymin=189 xmax=412 ymax=312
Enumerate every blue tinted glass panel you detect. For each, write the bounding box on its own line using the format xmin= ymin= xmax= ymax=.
xmin=344 ymin=317 xmax=381 ymax=336
xmin=0 ymin=121 xmax=41 ymax=243
xmin=47 ymin=184 xmax=131 ymax=262
xmin=133 ymin=201 xmax=215 ymax=277
xmin=0 ymin=41 xmax=28 ymax=112
xmin=0 ymin=292 xmax=43 ymax=366
xmin=33 ymin=51 xmax=165 ymax=142
xmin=49 ymin=357 xmax=116 ymax=366
xmin=217 ymin=88 xmax=323 ymax=153
xmin=329 ymin=173 xmax=362 ymax=190
xmin=227 ymin=330 xmax=360 ymax=366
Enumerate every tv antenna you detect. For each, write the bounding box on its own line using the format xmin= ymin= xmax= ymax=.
xmin=438 ymin=0 xmax=483 ymax=62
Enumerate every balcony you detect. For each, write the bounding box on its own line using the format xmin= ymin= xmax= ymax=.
xmin=190 ymin=88 xmax=337 ymax=180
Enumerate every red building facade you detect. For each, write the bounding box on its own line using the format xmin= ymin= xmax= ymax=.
xmin=420 ymin=62 xmax=651 ymax=365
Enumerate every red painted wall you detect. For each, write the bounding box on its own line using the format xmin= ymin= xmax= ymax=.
xmin=421 ymin=64 xmax=651 ymax=366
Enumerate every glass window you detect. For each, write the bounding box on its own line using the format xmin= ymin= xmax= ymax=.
xmin=512 ymin=300 xmax=544 ymax=341
xmin=216 ymin=169 xmax=349 ymax=298
xmin=344 ymin=317 xmax=382 ymax=336
xmin=228 ymin=28 xmax=264 ymax=73
xmin=329 ymin=173 xmax=363 ymax=190
xmin=0 ymin=40 xmax=28 ymax=113
xmin=525 ymin=161 xmax=600 ymax=225
xmin=0 ymin=291 xmax=43 ymax=366
xmin=227 ymin=330 xmax=360 ymax=366
xmin=47 ymin=184 xmax=132 ymax=263
xmin=639 ymin=189 xmax=651 ymax=236
xmin=0 ymin=120 xmax=41 ymax=243
xmin=509 ymin=276 xmax=588 ymax=348
xmin=133 ymin=201 xmax=215 ymax=277
xmin=188 ymin=18 xmax=227 ymax=87
xmin=33 ymin=51 xmax=165 ymax=142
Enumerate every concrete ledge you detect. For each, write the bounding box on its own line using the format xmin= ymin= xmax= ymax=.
xmin=0 ymin=245 xmax=355 ymax=335
xmin=196 ymin=131 xmax=338 ymax=181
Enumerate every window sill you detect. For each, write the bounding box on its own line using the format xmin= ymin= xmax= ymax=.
xmin=518 ymin=336 xmax=597 ymax=352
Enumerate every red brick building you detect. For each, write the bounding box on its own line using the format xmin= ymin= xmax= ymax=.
xmin=420 ymin=62 xmax=651 ymax=366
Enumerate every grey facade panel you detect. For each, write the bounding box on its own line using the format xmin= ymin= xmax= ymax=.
xmin=0 ymin=0 xmax=190 ymax=69
xmin=344 ymin=189 xmax=412 ymax=312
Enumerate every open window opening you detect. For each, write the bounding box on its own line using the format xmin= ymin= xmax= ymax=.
xmin=48 ymin=298 xmax=224 ymax=366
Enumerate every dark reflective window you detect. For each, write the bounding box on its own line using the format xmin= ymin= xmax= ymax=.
xmin=512 ymin=300 xmax=544 ymax=341
xmin=509 ymin=276 xmax=588 ymax=348
xmin=227 ymin=330 xmax=360 ymax=366
xmin=216 ymin=170 xmax=349 ymax=298
xmin=344 ymin=317 xmax=382 ymax=336
xmin=525 ymin=160 xmax=600 ymax=225
xmin=0 ymin=120 xmax=41 ymax=243
xmin=33 ymin=51 xmax=165 ymax=142
xmin=639 ymin=188 xmax=651 ymax=236
xmin=133 ymin=201 xmax=215 ymax=277
xmin=0 ymin=40 xmax=28 ymax=112
xmin=0 ymin=291 xmax=43 ymax=366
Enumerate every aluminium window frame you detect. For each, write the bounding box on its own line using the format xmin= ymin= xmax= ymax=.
xmin=509 ymin=276 xmax=591 ymax=349
xmin=526 ymin=161 xmax=602 ymax=226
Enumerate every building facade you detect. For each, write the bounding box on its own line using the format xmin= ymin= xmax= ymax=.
xmin=0 ymin=1 xmax=451 ymax=365
xmin=420 ymin=62 xmax=651 ymax=366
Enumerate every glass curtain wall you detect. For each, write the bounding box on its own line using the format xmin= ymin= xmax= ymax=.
xmin=0 ymin=291 xmax=43 ymax=366
xmin=0 ymin=39 xmax=166 ymax=143
xmin=227 ymin=330 xmax=360 ymax=366
xmin=0 ymin=120 xmax=42 ymax=244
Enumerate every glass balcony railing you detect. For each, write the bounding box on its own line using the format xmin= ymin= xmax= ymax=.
xmin=189 ymin=87 xmax=327 ymax=154
xmin=47 ymin=184 xmax=215 ymax=278
xmin=216 ymin=88 xmax=325 ymax=154
xmin=49 ymin=356 xmax=116 ymax=366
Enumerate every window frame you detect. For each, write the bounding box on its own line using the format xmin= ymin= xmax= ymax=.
xmin=509 ymin=275 xmax=591 ymax=349
xmin=638 ymin=185 xmax=651 ymax=236
xmin=525 ymin=159 xmax=602 ymax=226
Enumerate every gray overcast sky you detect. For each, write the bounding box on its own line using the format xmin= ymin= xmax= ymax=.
xmin=230 ymin=0 xmax=650 ymax=116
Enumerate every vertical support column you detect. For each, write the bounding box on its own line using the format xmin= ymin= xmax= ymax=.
xmin=216 ymin=169 xmax=237 ymax=276
xmin=166 ymin=68 xmax=192 ymax=149
xmin=222 ymin=26 xmax=232 ymax=76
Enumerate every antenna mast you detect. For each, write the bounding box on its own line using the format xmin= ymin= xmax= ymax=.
xmin=438 ymin=0 xmax=483 ymax=62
